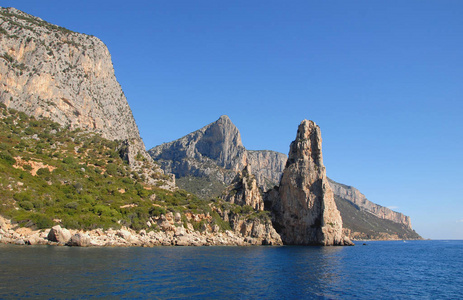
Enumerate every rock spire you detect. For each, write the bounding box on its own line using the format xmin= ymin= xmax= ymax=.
xmin=268 ymin=120 xmax=353 ymax=246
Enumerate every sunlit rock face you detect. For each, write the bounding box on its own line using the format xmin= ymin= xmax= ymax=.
xmin=221 ymin=165 xmax=265 ymax=211
xmin=0 ymin=8 xmax=140 ymax=145
xmin=267 ymin=120 xmax=353 ymax=246
xmin=0 ymin=7 xmax=173 ymax=187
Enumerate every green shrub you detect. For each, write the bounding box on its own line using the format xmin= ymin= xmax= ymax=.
xmin=36 ymin=167 xmax=50 ymax=176
xmin=19 ymin=201 xmax=34 ymax=211
xmin=149 ymin=206 xmax=166 ymax=217
xmin=0 ymin=152 xmax=15 ymax=165
xmin=31 ymin=214 xmax=54 ymax=229
xmin=64 ymin=201 xmax=78 ymax=210
xmin=62 ymin=156 xmax=75 ymax=164
xmin=24 ymin=127 xmax=35 ymax=135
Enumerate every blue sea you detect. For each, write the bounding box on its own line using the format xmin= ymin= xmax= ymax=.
xmin=0 ymin=240 xmax=461 ymax=299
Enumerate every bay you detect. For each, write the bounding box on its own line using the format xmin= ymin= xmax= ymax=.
xmin=0 ymin=240 xmax=462 ymax=299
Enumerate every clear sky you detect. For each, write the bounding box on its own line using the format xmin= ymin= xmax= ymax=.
xmin=2 ymin=1 xmax=462 ymax=239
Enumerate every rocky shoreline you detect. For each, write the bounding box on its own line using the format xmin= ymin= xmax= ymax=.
xmin=0 ymin=215 xmax=283 ymax=247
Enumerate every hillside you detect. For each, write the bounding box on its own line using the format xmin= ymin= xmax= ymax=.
xmin=0 ymin=104 xmax=283 ymax=245
xmin=0 ymin=104 xmax=185 ymax=230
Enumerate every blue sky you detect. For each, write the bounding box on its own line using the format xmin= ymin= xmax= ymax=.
xmin=2 ymin=1 xmax=462 ymax=239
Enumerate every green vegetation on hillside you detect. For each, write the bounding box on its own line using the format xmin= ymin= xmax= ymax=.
xmin=176 ymin=176 xmax=227 ymax=199
xmin=0 ymin=8 xmax=73 ymax=35
xmin=0 ymin=105 xmax=265 ymax=232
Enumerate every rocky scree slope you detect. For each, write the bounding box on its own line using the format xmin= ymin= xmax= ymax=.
xmin=0 ymin=7 xmax=170 ymax=187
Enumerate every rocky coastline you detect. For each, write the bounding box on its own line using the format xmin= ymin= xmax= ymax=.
xmin=0 ymin=215 xmax=282 ymax=247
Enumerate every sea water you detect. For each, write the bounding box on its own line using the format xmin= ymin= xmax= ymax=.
xmin=0 ymin=240 xmax=461 ymax=299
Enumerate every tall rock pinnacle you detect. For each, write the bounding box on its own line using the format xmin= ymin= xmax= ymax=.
xmin=268 ymin=120 xmax=353 ymax=246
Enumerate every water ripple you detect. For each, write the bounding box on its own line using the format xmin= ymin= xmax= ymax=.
xmin=0 ymin=241 xmax=462 ymax=299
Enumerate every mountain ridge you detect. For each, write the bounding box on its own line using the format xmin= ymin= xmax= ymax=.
xmin=149 ymin=115 xmax=285 ymax=192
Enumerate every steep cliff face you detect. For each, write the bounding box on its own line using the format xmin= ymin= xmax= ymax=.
xmin=150 ymin=115 xmax=247 ymax=179
xmin=149 ymin=115 xmax=286 ymax=193
xmin=267 ymin=120 xmax=352 ymax=246
xmin=328 ymin=178 xmax=412 ymax=229
xmin=334 ymin=194 xmax=421 ymax=240
xmin=0 ymin=7 xmax=172 ymax=187
xmin=221 ymin=165 xmax=264 ymax=211
xmin=1 ymin=8 xmax=138 ymax=143
xmin=247 ymin=150 xmax=287 ymax=191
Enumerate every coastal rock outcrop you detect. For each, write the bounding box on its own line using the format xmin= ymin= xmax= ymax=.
xmin=0 ymin=214 xmax=282 ymax=247
xmin=267 ymin=120 xmax=353 ymax=246
xmin=228 ymin=215 xmax=282 ymax=245
xmin=47 ymin=225 xmax=71 ymax=243
xmin=67 ymin=233 xmax=91 ymax=247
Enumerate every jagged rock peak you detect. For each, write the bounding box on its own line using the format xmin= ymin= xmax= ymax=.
xmin=149 ymin=115 xmax=287 ymax=192
xmin=221 ymin=165 xmax=265 ymax=211
xmin=268 ymin=120 xmax=353 ymax=246
xmin=150 ymin=115 xmax=247 ymax=172
xmin=218 ymin=114 xmax=231 ymax=122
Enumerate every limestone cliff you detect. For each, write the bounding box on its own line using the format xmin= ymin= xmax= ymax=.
xmin=0 ymin=7 xmax=172 ymax=188
xmin=247 ymin=150 xmax=287 ymax=191
xmin=266 ymin=120 xmax=352 ymax=246
xmin=0 ymin=8 xmax=138 ymax=143
xmin=149 ymin=115 xmax=286 ymax=192
xmin=149 ymin=115 xmax=247 ymax=183
xmin=328 ymin=178 xmax=412 ymax=229
xmin=221 ymin=165 xmax=265 ymax=211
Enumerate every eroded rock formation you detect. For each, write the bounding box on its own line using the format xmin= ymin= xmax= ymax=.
xmin=221 ymin=165 xmax=265 ymax=211
xmin=267 ymin=120 xmax=353 ymax=246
